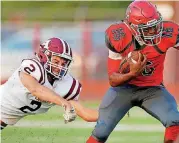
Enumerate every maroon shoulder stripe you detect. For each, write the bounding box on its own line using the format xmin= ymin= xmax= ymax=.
xmin=64 ymin=41 xmax=69 ymax=54
xmin=69 ymin=47 xmax=72 ymax=57
xmin=68 ymin=82 xmax=82 ymax=100
xmin=30 ymin=59 xmax=45 ymax=84
xmin=64 ymin=78 xmax=76 ymax=99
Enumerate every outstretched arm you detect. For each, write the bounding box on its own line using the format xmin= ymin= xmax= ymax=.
xmin=69 ymin=100 xmax=98 ymax=122
xmin=20 ymin=72 xmax=72 ymax=109
xmin=20 ymin=72 xmax=77 ymax=123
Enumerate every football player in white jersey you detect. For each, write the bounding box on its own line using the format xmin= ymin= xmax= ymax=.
xmin=0 ymin=37 xmax=82 ymax=130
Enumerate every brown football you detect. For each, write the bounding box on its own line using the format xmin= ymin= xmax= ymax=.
xmin=118 ymin=51 xmax=145 ymax=73
xmin=129 ymin=51 xmax=145 ymax=63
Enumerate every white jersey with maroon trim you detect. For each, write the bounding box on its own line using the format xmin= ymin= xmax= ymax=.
xmin=0 ymin=58 xmax=81 ymax=125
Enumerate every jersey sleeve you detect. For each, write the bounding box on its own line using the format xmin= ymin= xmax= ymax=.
xmin=163 ymin=21 xmax=179 ymax=50
xmin=19 ymin=59 xmax=45 ymax=84
xmin=105 ymin=24 xmax=124 ymax=53
xmin=63 ymin=78 xmax=82 ymax=101
xmin=71 ymin=86 xmax=82 ymax=101
xmin=105 ymin=24 xmax=124 ymax=76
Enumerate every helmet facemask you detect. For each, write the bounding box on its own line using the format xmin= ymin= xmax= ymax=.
xmin=130 ymin=16 xmax=163 ymax=46
xmin=44 ymin=50 xmax=72 ymax=79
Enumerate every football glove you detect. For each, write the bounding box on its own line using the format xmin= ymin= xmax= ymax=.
xmin=63 ymin=106 xmax=76 ymax=124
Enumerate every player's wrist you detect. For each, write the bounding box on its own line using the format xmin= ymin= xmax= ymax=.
xmin=128 ymin=71 xmax=138 ymax=78
xmin=58 ymin=98 xmax=67 ymax=107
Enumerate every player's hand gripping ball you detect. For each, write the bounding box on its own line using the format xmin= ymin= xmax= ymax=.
xmin=118 ymin=51 xmax=145 ymax=73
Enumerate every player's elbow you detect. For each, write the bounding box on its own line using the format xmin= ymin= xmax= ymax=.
xmin=109 ymin=76 xmax=119 ymax=87
xmin=109 ymin=80 xmax=118 ymax=87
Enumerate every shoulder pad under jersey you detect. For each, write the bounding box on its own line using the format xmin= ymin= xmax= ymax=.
xmin=162 ymin=21 xmax=179 ymax=47
xmin=105 ymin=21 xmax=133 ymax=54
xmin=19 ymin=58 xmax=45 ymax=84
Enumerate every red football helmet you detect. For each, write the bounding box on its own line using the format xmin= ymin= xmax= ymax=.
xmin=125 ymin=1 xmax=163 ymax=46
xmin=37 ymin=37 xmax=73 ymax=79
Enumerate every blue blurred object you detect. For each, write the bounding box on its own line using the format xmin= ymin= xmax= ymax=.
xmin=1 ymin=27 xmax=82 ymax=52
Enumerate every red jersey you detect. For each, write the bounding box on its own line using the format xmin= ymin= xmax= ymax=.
xmin=106 ymin=21 xmax=179 ymax=86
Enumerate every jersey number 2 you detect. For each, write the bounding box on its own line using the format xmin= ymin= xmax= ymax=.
xmin=19 ymin=100 xmax=41 ymax=113
xmin=24 ymin=64 xmax=35 ymax=74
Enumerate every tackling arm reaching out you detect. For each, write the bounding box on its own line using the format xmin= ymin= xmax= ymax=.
xmin=69 ymin=100 xmax=98 ymax=122
xmin=20 ymin=72 xmax=73 ymax=111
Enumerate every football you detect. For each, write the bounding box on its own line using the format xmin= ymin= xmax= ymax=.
xmin=118 ymin=51 xmax=145 ymax=73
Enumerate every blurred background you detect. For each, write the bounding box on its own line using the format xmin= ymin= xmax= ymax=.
xmin=1 ymin=1 xmax=179 ymax=143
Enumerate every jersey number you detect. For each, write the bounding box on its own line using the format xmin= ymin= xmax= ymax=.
xmin=142 ymin=61 xmax=155 ymax=76
xmin=19 ymin=100 xmax=41 ymax=113
xmin=24 ymin=64 xmax=35 ymax=74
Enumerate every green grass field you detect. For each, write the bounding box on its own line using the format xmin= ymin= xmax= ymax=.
xmin=1 ymin=101 xmax=164 ymax=143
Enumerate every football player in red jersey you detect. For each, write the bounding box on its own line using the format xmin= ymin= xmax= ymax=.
xmin=86 ymin=1 xmax=179 ymax=143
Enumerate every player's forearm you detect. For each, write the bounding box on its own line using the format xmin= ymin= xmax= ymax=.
xmin=20 ymin=72 xmax=66 ymax=106
xmin=76 ymin=107 xmax=98 ymax=122
xmin=32 ymin=85 xmax=66 ymax=106
xmin=70 ymin=101 xmax=98 ymax=122
xmin=109 ymin=72 xmax=136 ymax=87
